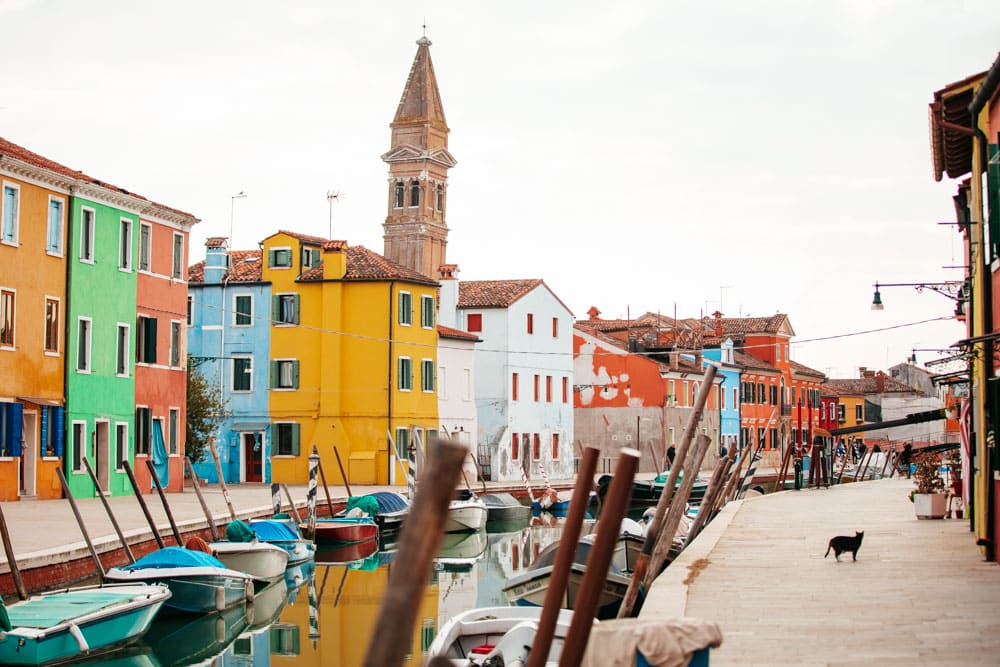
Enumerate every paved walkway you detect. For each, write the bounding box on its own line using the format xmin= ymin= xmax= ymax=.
xmin=641 ymin=478 xmax=1000 ymax=666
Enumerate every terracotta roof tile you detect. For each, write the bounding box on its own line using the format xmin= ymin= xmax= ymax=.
xmin=717 ymin=315 xmax=790 ymax=335
xmin=205 ymin=237 xmax=227 ymax=248
xmin=278 ymin=229 xmax=329 ymax=245
xmin=299 ymin=265 xmax=323 ymax=281
xmin=825 ymin=377 xmax=921 ymax=395
xmin=734 ymin=350 xmax=780 ymax=374
xmin=790 ymin=360 xmax=826 ymax=380
xmin=458 ymin=279 xmax=544 ymax=308
xmin=188 ymin=250 xmax=263 ymax=283
xmin=295 ymin=246 xmax=438 ymax=286
xmin=323 ymin=240 xmax=347 ymax=252
xmin=438 ymin=324 xmax=480 ymax=342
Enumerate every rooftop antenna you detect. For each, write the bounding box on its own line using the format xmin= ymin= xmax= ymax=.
xmin=326 ymin=190 xmax=344 ymax=238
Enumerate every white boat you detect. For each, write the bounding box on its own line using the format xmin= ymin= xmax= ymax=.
xmin=444 ymin=496 xmax=488 ymax=533
xmin=210 ymin=541 xmax=289 ymax=583
xmin=427 ymin=606 xmax=589 ymax=666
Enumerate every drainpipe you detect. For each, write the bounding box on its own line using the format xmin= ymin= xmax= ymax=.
xmin=388 ymin=281 xmax=396 ymax=484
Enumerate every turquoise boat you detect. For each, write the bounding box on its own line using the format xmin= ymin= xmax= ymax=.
xmin=104 ymin=547 xmax=253 ymax=614
xmin=141 ymin=601 xmax=249 ymax=666
xmin=0 ymin=583 xmax=170 ymax=666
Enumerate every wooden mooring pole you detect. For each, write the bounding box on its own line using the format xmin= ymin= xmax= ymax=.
xmin=282 ymin=484 xmax=304 ymax=525
xmin=333 ymin=446 xmax=353 ymax=497
xmin=687 ymin=448 xmax=736 ymax=546
xmin=122 ymin=459 xmax=165 ymax=549
xmin=55 ymin=468 xmax=105 ymax=578
xmin=314 ymin=445 xmax=336 ymax=516
xmin=185 ymin=457 xmax=219 ymax=541
xmin=208 ymin=436 xmax=237 ymax=522
xmin=0 ymin=502 xmax=28 ymax=599
xmin=82 ymin=457 xmax=135 ymax=563
xmin=145 ymin=459 xmax=183 ymax=546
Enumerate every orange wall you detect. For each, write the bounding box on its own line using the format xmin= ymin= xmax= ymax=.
xmin=573 ymin=333 xmax=669 ymax=408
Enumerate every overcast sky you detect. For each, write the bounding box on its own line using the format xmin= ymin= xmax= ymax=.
xmin=2 ymin=0 xmax=997 ymax=379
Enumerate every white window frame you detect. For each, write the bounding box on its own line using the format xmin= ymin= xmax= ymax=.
xmin=398 ymin=356 xmax=412 ymax=392
xmin=71 ymin=420 xmax=87 ymax=473
xmin=274 ymin=292 xmax=298 ymax=326
xmin=44 ymin=295 xmax=60 ymax=356
xmin=114 ymin=422 xmax=128 ymax=472
xmin=0 ymin=286 xmax=14 ymax=351
xmin=171 ymin=232 xmax=184 ymax=279
xmin=233 ymin=293 xmax=253 ymax=327
xmin=421 ymin=358 xmax=435 ymax=393
xmin=76 ymin=316 xmax=92 ymax=373
xmin=273 ymin=421 xmax=298 ymax=457
xmin=168 ymin=407 xmax=180 ymax=456
xmin=274 ymin=358 xmax=297 ymax=390
xmin=1 ymin=181 xmax=19 ymax=247
xmin=46 ymin=195 xmax=65 ymax=257
xmin=169 ymin=319 xmax=182 ymax=368
xmin=138 ymin=222 xmax=152 ymax=272
xmin=398 ymin=291 xmax=412 ymax=326
xmin=232 ymin=354 xmax=253 ymax=393
xmin=118 ymin=217 xmax=133 ymax=272
xmin=115 ymin=322 xmax=130 ymax=377
xmin=269 ymin=246 xmax=292 ymax=269
xmin=79 ymin=206 xmax=96 ymax=263
xmin=421 ymin=295 xmax=434 ymax=329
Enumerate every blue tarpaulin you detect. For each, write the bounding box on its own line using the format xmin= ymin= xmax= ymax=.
xmin=127 ymin=546 xmax=227 ymax=571
xmin=151 ymin=420 xmax=169 ymax=489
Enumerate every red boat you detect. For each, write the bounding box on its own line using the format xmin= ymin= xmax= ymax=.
xmin=304 ymin=517 xmax=378 ymax=545
xmin=316 ymin=538 xmax=379 ymax=564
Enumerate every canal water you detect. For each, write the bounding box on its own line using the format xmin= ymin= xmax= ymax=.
xmin=91 ymin=514 xmax=582 ymax=666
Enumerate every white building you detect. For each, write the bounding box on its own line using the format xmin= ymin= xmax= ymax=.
xmin=436 ymin=322 xmax=480 ymax=448
xmin=439 ymin=269 xmax=574 ymax=482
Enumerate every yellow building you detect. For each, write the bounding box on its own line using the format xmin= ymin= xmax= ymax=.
xmin=262 ymin=231 xmax=440 ymax=485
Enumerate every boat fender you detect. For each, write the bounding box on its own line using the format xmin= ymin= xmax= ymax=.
xmin=67 ymin=623 xmax=90 ymax=654
xmin=215 ymin=586 xmax=226 ymax=612
xmin=216 ymin=616 xmax=226 ymax=643
xmin=245 ymin=579 xmax=255 ymax=603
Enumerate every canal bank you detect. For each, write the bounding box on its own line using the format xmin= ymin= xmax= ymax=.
xmin=641 ymin=477 xmax=1000 ymax=666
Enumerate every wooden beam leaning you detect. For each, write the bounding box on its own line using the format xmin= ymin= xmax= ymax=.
xmin=722 ymin=442 xmax=751 ymax=504
xmin=617 ymin=363 xmax=717 ymax=618
xmin=687 ymin=447 xmax=736 ymax=546
xmin=333 ymin=446 xmax=353 ymax=497
xmin=282 ymin=484 xmax=304 ymax=525
xmin=82 ymin=457 xmax=135 ymax=563
xmin=185 ymin=457 xmax=219 ymax=541
xmin=55 ymin=468 xmax=105 ymax=578
xmin=362 ymin=438 xmax=467 ymax=667
xmin=208 ymin=436 xmax=238 ymax=522
xmin=314 ymin=445 xmax=336 ymax=516
xmin=122 ymin=459 xmax=165 ymax=550
xmin=0 ymin=501 xmax=28 ymax=599
xmin=526 ymin=445 xmax=600 ymax=667
xmin=145 ymin=459 xmax=183 ymax=546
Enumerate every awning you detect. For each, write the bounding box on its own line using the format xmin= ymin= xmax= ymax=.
xmin=17 ymin=396 xmax=64 ymax=407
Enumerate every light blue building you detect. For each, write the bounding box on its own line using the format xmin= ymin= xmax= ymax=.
xmin=187 ymin=238 xmax=272 ymax=484
xmin=701 ymin=338 xmax=742 ymax=455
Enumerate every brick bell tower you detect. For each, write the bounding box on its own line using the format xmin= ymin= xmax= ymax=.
xmin=381 ymin=35 xmax=456 ymax=280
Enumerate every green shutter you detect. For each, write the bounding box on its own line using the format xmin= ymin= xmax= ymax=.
xmin=272 ymin=296 xmax=280 ymax=322
xmin=270 ymin=361 xmax=278 ymax=388
xmin=292 ymin=294 xmax=300 ymax=324
xmin=268 ymin=249 xmax=277 ymax=267
xmin=292 ymin=360 xmax=299 ymax=389
xmin=290 ymin=423 xmax=300 ymax=456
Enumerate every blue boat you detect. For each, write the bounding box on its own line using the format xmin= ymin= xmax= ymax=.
xmin=141 ymin=601 xmax=249 ymax=665
xmin=104 ymin=547 xmax=253 ymax=614
xmin=0 ymin=583 xmax=170 ymax=666
xmin=341 ymin=491 xmax=410 ymax=531
xmin=248 ymin=518 xmax=316 ymax=565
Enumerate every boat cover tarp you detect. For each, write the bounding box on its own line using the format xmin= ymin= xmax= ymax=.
xmin=129 ymin=546 xmax=227 ymax=571
xmin=225 ymin=520 xmax=255 ymax=543
xmin=581 ymin=618 xmax=722 ymax=667
xmin=350 ymin=492 xmax=408 ymax=515
xmin=249 ymin=520 xmax=300 ymax=541
xmin=0 ymin=595 xmax=10 ymax=631
xmin=5 ymin=590 xmax=136 ymax=629
xmin=346 ymin=495 xmax=380 ymax=518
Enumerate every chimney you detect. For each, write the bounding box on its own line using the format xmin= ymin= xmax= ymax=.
xmin=587 ymin=306 xmax=601 ymax=321
xmin=669 ymin=350 xmax=679 ymax=370
xmin=858 ymin=366 xmax=869 ymax=378
xmin=322 ymin=240 xmax=348 ymax=280
xmin=438 ymin=264 xmax=460 ymax=328
xmin=876 ymin=371 xmax=886 ymax=394
xmin=713 ymin=311 xmax=723 ymax=337
xmin=203 ymin=237 xmax=229 ymax=284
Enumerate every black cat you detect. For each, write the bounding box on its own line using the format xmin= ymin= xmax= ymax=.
xmin=825 ymin=531 xmax=864 ymax=561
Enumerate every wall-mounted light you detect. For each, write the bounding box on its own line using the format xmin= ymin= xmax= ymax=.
xmin=870 ymin=280 xmax=967 ymax=313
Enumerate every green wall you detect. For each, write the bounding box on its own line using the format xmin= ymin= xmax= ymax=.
xmin=65 ymin=197 xmax=137 ymax=498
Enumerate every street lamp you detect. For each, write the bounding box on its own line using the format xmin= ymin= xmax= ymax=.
xmin=870 ymin=280 xmax=968 ymax=317
xmin=229 ymin=191 xmax=247 ymax=247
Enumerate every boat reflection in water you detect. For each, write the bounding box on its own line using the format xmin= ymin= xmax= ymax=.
xmin=141 ymin=601 xmax=250 ymax=666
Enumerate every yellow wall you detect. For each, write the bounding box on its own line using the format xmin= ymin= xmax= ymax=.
xmin=264 ymin=234 xmax=439 ymax=485
xmin=837 ymin=395 xmax=866 ymax=440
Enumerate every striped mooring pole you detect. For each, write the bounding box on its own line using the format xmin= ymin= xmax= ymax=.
xmin=407 ymin=441 xmax=417 ymax=500
xmin=271 ymin=484 xmax=282 ymax=516
xmin=737 ymin=441 xmax=765 ymax=500
xmin=307 ymin=447 xmax=319 ymax=537
xmin=308 ymin=568 xmax=319 ymax=645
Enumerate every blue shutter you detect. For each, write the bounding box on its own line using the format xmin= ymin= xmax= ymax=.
xmin=40 ymin=407 xmax=48 ymax=457
xmin=8 ymin=403 xmax=23 ymax=458
xmin=290 ymin=423 xmax=300 ymax=456
xmin=53 ymin=407 xmax=65 ymax=457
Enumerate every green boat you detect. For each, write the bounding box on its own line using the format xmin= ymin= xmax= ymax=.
xmin=596 ymin=472 xmax=709 ymax=508
xmin=0 ymin=583 xmax=171 ymax=666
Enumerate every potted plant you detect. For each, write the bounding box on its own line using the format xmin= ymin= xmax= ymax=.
xmin=912 ymin=452 xmax=947 ymax=519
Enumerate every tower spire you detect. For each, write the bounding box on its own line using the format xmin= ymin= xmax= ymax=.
xmin=381 ymin=37 xmax=457 ymax=280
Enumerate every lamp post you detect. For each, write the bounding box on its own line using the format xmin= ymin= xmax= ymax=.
xmin=871 ymin=280 xmax=968 ymax=317
xmin=229 ymin=191 xmax=247 ymax=247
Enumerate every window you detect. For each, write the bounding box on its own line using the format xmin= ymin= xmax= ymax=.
xmin=421 ymin=359 xmax=435 ymax=392
xmin=552 ymin=433 xmax=560 ymax=460
xmin=421 ymin=295 xmax=434 ymax=328
xmin=119 ymin=218 xmax=132 ymax=270
xmin=719 ymin=385 xmax=725 ymax=409
xmin=186 ymin=296 xmax=193 ymax=325
xmin=166 ymin=232 xmax=181 ymax=277
xmin=0 ymin=289 xmax=13 ymax=348
xmin=552 ymin=317 xmax=558 ymax=338
xmin=44 ymin=298 xmax=59 ymax=353
xmin=512 ymin=373 xmax=519 ymax=401
xmin=511 ymin=433 xmax=519 ymax=460
xmin=1 ymin=182 xmax=18 ymax=245
xmin=394 ymin=427 xmax=409 ymax=459
xmin=301 ymin=246 xmax=321 ymax=269
xmin=409 ymin=180 xmax=420 ymax=207
xmin=169 ymin=321 xmax=181 ymax=367
xmin=398 ymin=292 xmax=412 ymax=325
xmin=776 ymin=344 xmax=781 ymax=362
xmin=855 ymin=404 xmax=863 ymax=420
xmin=116 ymin=324 xmax=129 ymax=376
xmin=168 ymin=408 xmax=179 ymax=455
xmin=532 ymin=434 xmax=541 ymax=460
xmin=136 ymin=316 xmax=157 ymax=364
xmin=562 ymin=377 xmax=569 ymax=403
xmin=47 ymin=197 xmax=63 ymax=255
xmin=76 ymin=317 xmax=91 ymax=371
xmin=758 ymin=383 xmax=766 ymax=404
xmin=135 ymin=407 xmax=151 ymax=455
xmin=72 ymin=421 xmax=86 ymax=472
xmin=769 ymin=428 xmax=778 ymax=450
xmin=137 ymin=222 xmax=151 ymax=271
xmin=769 ymin=385 xmax=778 ymax=405
xmin=838 ymin=404 xmax=846 ymax=419
xmin=398 ymin=356 xmax=412 ymax=391
xmin=272 ymin=359 xmax=299 ymax=389
xmin=394 ymin=181 xmax=404 ymax=208
xmin=274 ymin=423 xmax=300 ymax=456
xmin=80 ymin=208 xmax=95 ymax=262
xmin=533 ymin=375 xmax=539 ymax=401
xmin=273 ymin=294 xmax=299 ymax=325
xmin=466 ymin=313 xmax=482 ymax=332
xmin=526 ymin=313 xmax=534 ymax=334
xmin=270 ymin=623 xmax=300 ymax=655
xmin=436 ymin=184 xmax=444 ymax=211
xmin=690 ymin=382 xmax=696 ymax=405
xmin=546 ymin=376 xmax=552 ymax=402
xmin=232 ymin=356 xmax=253 ymax=392
xmin=115 ymin=423 xmax=128 ymax=470
xmin=733 ymin=387 xmax=738 ymax=408
xmin=268 ymin=247 xmax=292 ymax=268
xmin=438 ymin=365 xmax=447 ymax=399
xmin=234 ymin=294 xmax=253 ymax=326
